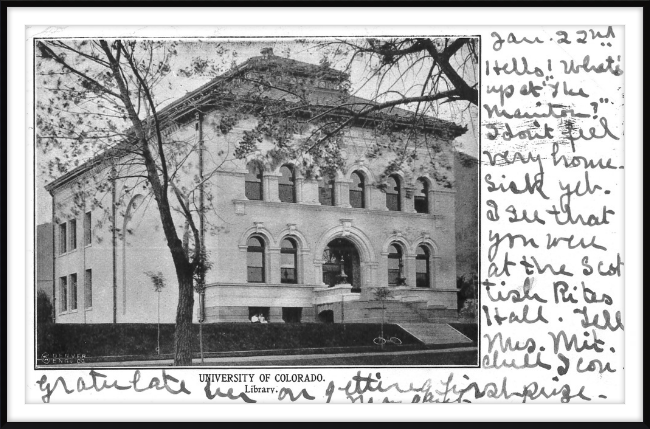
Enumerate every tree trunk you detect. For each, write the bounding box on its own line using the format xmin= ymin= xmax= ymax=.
xmin=174 ymin=268 xmax=195 ymax=366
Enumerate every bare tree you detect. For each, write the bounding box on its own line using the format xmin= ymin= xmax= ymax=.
xmin=38 ymin=40 xmax=217 ymax=366
xmin=204 ymin=37 xmax=477 ymax=186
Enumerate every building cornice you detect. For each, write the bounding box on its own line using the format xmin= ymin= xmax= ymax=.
xmin=44 ymin=55 xmax=467 ymax=193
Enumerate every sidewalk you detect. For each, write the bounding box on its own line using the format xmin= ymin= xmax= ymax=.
xmin=48 ymin=346 xmax=477 ymax=367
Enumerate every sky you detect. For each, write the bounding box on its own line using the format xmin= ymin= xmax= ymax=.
xmin=36 ymin=38 xmax=478 ymax=224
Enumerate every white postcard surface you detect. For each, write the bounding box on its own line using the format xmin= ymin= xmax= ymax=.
xmin=5 ymin=6 xmax=643 ymax=422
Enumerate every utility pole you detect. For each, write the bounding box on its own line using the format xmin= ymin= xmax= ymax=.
xmin=197 ymin=111 xmax=205 ymax=364
xmin=111 ymin=162 xmax=117 ymax=324
xmin=157 ymin=289 xmax=161 ymax=355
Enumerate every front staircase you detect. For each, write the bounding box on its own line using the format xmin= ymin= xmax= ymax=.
xmin=339 ymin=299 xmax=473 ymax=346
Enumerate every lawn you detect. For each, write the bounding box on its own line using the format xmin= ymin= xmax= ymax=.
xmin=37 ymin=322 xmax=422 ymax=361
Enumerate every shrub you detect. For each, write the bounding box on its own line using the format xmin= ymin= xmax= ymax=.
xmin=459 ymin=298 xmax=477 ymax=320
xmin=36 ymin=323 xmax=421 ymax=359
xmin=37 ymin=290 xmax=54 ymax=326
xmin=457 ymin=272 xmax=477 ymax=312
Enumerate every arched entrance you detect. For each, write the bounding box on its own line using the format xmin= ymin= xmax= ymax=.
xmin=318 ymin=309 xmax=334 ymax=323
xmin=322 ymin=237 xmax=361 ymax=292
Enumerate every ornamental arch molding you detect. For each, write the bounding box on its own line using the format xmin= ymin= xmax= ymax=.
xmin=343 ymin=164 xmax=376 ymax=184
xmin=414 ymin=175 xmax=434 ymax=190
xmin=381 ymin=233 xmax=413 ymax=256
xmin=314 ymin=223 xmax=376 ymax=264
xmin=411 ymin=235 xmax=440 ymax=256
xmin=276 ymin=224 xmax=310 ymax=253
xmin=271 ymin=160 xmax=304 ymax=179
xmin=238 ymin=223 xmax=276 ymax=251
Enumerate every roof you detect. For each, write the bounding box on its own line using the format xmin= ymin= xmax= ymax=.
xmin=45 ymin=52 xmax=467 ymax=192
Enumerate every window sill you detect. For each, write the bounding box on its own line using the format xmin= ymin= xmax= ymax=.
xmin=56 ymin=248 xmax=78 ymax=258
xmin=234 ymin=199 xmax=438 ymax=218
xmin=208 ymin=282 xmax=319 ymax=289
xmin=85 ymin=307 xmax=92 ymax=311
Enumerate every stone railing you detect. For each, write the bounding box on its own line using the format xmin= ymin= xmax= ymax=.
xmin=313 ymin=283 xmax=360 ymax=305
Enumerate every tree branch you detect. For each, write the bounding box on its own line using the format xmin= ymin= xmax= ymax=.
xmin=38 ymin=42 xmax=122 ymax=99
xmin=119 ymin=41 xmax=170 ymax=194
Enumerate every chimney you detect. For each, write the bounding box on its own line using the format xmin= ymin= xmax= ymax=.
xmin=260 ymin=47 xmax=274 ymax=58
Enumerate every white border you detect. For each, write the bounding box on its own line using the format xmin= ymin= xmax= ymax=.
xmin=7 ymin=6 xmax=643 ymax=422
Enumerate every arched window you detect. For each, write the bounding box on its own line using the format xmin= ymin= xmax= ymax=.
xmin=387 ymin=243 xmax=404 ymax=286
xmin=318 ymin=174 xmax=335 ymax=206
xmin=349 ymin=171 xmax=365 ymax=209
xmin=279 ymin=165 xmax=295 ymax=203
xmin=247 ymin=236 xmax=265 ymax=283
xmin=280 ymin=238 xmax=298 ymax=284
xmin=386 ymin=175 xmax=401 ymax=211
xmin=416 ymin=246 xmax=430 ymax=288
xmin=414 ymin=178 xmax=429 ymax=214
xmin=245 ymin=162 xmax=263 ymax=201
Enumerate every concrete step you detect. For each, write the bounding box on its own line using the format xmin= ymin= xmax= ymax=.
xmin=345 ymin=300 xmax=432 ymax=324
xmin=397 ymin=323 xmax=473 ymax=345
xmin=426 ymin=308 xmax=459 ymax=318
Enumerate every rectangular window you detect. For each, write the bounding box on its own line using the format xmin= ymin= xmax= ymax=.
xmin=414 ymin=196 xmax=428 ymax=214
xmin=60 ymin=276 xmax=68 ymax=312
xmin=282 ymin=307 xmax=302 ymax=323
xmin=84 ymin=212 xmax=92 ymax=246
xmin=280 ymin=252 xmax=297 ymax=284
xmin=416 ymin=258 xmax=429 ymax=288
xmin=349 ymin=190 xmax=364 ymax=209
xmin=279 ymin=184 xmax=295 ymax=203
xmin=245 ymin=181 xmax=263 ymax=201
xmin=85 ymin=269 xmax=93 ymax=309
xmin=247 ymin=251 xmax=264 ymax=283
xmin=280 ymin=267 xmax=297 ymax=283
xmin=248 ymin=307 xmax=270 ymax=322
xmin=70 ymin=273 xmax=78 ymax=310
xmin=319 ymin=186 xmax=334 ymax=206
xmin=247 ymin=267 xmax=264 ymax=283
xmin=59 ymin=223 xmax=67 ymax=254
xmin=388 ymin=270 xmax=401 ymax=286
xmin=386 ymin=194 xmax=400 ymax=212
xmin=388 ymin=258 xmax=400 ymax=286
xmin=416 ymin=273 xmax=429 ymax=288
xmin=69 ymin=219 xmax=77 ymax=250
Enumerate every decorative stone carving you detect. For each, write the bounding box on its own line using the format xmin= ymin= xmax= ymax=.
xmin=233 ymin=201 xmax=246 ymax=215
xmin=339 ymin=219 xmax=353 ymax=237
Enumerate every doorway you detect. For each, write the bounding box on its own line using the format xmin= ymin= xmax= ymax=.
xmin=322 ymin=237 xmax=361 ymax=292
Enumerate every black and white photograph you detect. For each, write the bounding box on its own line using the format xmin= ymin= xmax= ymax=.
xmin=5 ymin=6 xmax=639 ymax=417
xmin=34 ymin=36 xmax=480 ymax=368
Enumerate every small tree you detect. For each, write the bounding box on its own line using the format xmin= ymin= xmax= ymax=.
xmin=372 ymin=287 xmax=394 ymax=344
xmin=145 ymin=271 xmax=166 ymax=355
